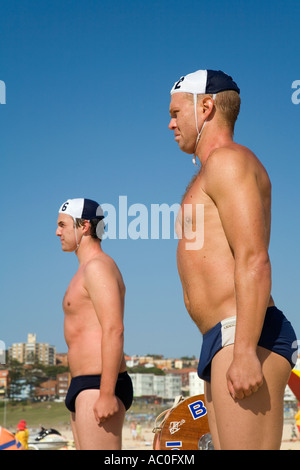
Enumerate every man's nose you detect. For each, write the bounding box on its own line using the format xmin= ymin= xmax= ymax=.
xmin=168 ymin=118 xmax=176 ymax=130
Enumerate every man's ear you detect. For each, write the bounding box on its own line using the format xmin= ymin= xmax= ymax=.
xmin=82 ymin=220 xmax=91 ymax=235
xmin=200 ymin=96 xmax=215 ymax=123
xmin=201 ymin=96 xmax=215 ymax=116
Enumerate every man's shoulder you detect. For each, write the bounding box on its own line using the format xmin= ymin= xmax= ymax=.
xmin=206 ymin=143 xmax=254 ymax=170
xmin=84 ymin=254 xmax=116 ymax=278
xmin=83 ymin=253 xmax=124 ymax=293
xmin=204 ymin=144 xmax=257 ymax=181
xmin=202 ymin=144 xmax=261 ymax=198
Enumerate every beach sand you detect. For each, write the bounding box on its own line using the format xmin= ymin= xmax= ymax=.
xmin=280 ymin=421 xmax=300 ymax=451
xmin=54 ymin=423 xmax=155 ymax=450
xmin=55 ymin=421 xmax=300 ymax=450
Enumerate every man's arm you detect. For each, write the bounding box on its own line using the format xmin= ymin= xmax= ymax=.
xmin=84 ymin=258 xmax=124 ymax=422
xmin=204 ymin=148 xmax=271 ymax=399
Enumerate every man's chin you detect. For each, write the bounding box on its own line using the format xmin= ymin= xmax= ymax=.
xmin=178 ymin=143 xmax=193 ymax=155
xmin=61 ymin=246 xmax=75 ymax=253
xmin=176 ymin=139 xmax=193 ymax=154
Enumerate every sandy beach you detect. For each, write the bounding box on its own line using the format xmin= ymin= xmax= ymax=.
xmin=129 ymin=422 xmax=300 ymax=450
xmin=51 ymin=421 xmax=300 ymax=450
xmin=279 ymin=421 xmax=300 ymax=451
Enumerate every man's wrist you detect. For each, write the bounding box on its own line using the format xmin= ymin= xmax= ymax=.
xmin=233 ymin=343 xmax=258 ymax=358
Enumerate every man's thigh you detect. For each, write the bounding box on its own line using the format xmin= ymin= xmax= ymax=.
xmin=209 ymin=345 xmax=291 ymax=450
xmin=73 ymin=389 xmax=125 ymax=450
xmin=204 ymin=381 xmax=220 ymax=450
xmin=71 ymin=411 xmax=80 ymax=449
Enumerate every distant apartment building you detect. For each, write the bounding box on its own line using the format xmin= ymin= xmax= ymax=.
xmin=56 ymin=372 xmax=70 ymax=400
xmin=189 ymin=372 xmax=205 ymax=396
xmin=0 ymin=370 xmax=9 ymax=398
xmin=35 ymin=379 xmax=57 ymax=400
xmin=8 ymin=333 xmax=56 ymax=366
xmin=127 ymin=355 xmax=175 ymax=369
xmin=164 ymin=374 xmax=182 ymax=399
xmin=34 ymin=373 xmax=70 ymax=400
xmin=129 ymin=373 xmax=182 ymax=399
xmin=126 ymin=355 xmax=198 ymax=371
xmin=56 ymin=352 xmax=68 ymax=367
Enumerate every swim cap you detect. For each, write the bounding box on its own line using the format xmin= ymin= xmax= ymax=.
xmin=170 ymin=69 xmax=240 ymax=95
xmin=59 ymin=198 xmax=104 ymax=221
xmin=58 ymin=198 xmax=105 ymax=240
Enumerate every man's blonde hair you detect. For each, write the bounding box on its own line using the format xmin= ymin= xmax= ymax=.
xmin=214 ymin=90 xmax=241 ymax=131
xmin=186 ymin=90 xmax=241 ymax=132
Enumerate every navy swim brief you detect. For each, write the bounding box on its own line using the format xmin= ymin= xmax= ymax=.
xmin=198 ymin=306 xmax=298 ymax=382
xmin=65 ymin=371 xmax=133 ymax=412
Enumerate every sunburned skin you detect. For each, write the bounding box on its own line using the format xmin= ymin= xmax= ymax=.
xmin=175 ymin=142 xmax=274 ymax=335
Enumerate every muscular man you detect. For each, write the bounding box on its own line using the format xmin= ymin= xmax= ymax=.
xmin=56 ymin=198 xmax=133 ymax=450
xmin=169 ymin=70 xmax=297 ymax=449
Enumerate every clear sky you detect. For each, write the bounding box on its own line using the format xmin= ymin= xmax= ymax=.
xmin=1 ymin=0 xmax=299 ymax=359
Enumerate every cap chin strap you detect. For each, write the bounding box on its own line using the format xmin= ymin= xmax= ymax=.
xmin=74 ymin=219 xmax=85 ymax=252
xmin=192 ymin=93 xmax=216 ymax=166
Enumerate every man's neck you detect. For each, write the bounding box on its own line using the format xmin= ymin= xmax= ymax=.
xmin=75 ymin=238 xmax=102 ymax=265
xmin=196 ymin=124 xmax=234 ymax=165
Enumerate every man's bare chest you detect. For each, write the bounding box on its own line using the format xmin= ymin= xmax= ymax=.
xmin=180 ymin=173 xmax=216 ymax=223
xmin=63 ymin=272 xmax=89 ymax=314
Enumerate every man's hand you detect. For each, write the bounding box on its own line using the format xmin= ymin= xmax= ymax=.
xmin=93 ymin=393 xmax=120 ymax=425
xmin=226 ymin=351 xmax=264 ymax=400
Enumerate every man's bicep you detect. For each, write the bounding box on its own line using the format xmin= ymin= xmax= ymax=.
xmin=85 ymin=264 xmax=123 ymax=327
xmin=206 ymin=160 xmax=268 ymax=257
xmin=218 ymin=178 xmax=267 ymax=257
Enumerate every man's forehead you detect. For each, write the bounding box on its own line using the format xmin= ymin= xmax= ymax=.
xmin=171 ymin=92 xmax=186 ymax=103
xmin=170 ymin=92 xmax=192 ymax=110
xmin=57 ymin=213 xmax=73 ymax=223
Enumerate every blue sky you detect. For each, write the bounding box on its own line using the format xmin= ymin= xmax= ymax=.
xmin=1 ymin=0 xmax=299 ymax=359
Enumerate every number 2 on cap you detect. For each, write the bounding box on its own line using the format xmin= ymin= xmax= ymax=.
xmin=174 ymin=77 xmax=185 ymax=89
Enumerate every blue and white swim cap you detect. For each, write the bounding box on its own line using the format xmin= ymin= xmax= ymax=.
xmin=170 ymin=69 xmax=240 ymax=96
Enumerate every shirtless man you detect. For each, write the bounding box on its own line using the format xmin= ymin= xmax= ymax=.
xmin=169 ymin=70 xmax=297 ymax=449
xmin=56 ymin=198 xmax=133 ymax=450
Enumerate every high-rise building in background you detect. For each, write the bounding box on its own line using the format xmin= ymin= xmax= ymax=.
xmin=8 ymin=333 xmax=56 ymax=366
